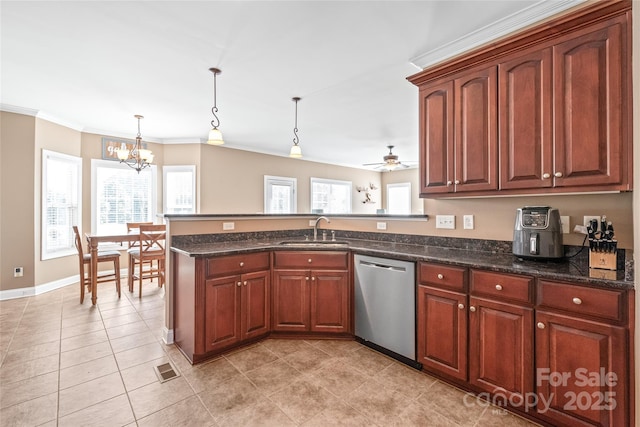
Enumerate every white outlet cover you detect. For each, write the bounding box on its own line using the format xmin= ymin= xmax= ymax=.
xmin=222 ymin=222 xmax=235 ymax=230
xmin=377 ymin=222 xmax=387 ymax=230
xmin=435 ymin=215 xmax=455 ymax=230
xmin=463 ymin=215 xmax=474 ymax=230
xmin=560 ymin=216 xmax=570 ymax=234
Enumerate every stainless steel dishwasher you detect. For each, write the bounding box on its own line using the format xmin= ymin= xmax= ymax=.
xmin=354 ymin=254 xmax=420 ymax=369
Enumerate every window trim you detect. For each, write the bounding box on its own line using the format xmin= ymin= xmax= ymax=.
xmin=163 ymin=165 xmax=196 ymax=214
xmin=310 ymin=177 xmax=353 ymax=214
xmin=41 ymin=149 xmax=82 ymax=260
xmin=264 ymin=175 xmax=297 ymax=214
xmin=386 ymin=182 xmax=412 ymax=215
xmin=90 ymin=158 xmax=157 ymax=237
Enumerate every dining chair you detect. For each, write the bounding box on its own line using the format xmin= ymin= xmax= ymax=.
xmin=73 ymin=226 xmax=121 ymax=304
xmin=129 ymin=224 xmax=166 ymax=298
xmin=126 ymin=221 xmax=153 ymax=292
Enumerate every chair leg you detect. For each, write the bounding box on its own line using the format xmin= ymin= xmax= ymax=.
xmin=114 ymin=258 xmax=121 ymax=298
xmin=80 ymin=276 xmax=85 ymax=304
xmin=139 ymin=266 xmax=143 ymax=298
xmin=128 ymin=255 xmax=134 ymax=293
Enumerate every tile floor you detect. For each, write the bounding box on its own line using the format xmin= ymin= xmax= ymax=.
xmin=0 ymin=280 xmax=540 ymax=426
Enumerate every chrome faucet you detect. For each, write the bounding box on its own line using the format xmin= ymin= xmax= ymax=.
xmin=313 ymin=216 xmax=330 ymax=241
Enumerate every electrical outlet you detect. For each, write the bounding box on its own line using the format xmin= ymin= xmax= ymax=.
xmin=463 ymin=215 xmax=474 ymax=230
xmin=435 ymin=215 xmax=455 ymax=229
xmin=583 ymin=215 xmax=600 ymax=228
xmin=560 ymin=216 xmax=570 ymax=234
xmin=377 ymin=222 xmax=387 ymax=230
xmin=309 ymin=220 xmax=316 ymax=227
xmin=222 ymin=222 xmax=235 ymax=230
xmin=14 ymin=267 xmax=23 ymax=277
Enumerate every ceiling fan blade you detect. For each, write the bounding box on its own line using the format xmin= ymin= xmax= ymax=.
xmin=362 ymin=162 xmax=385 ymax=166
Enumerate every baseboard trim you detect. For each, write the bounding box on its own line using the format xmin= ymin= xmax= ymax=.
xmin=0 ymin=269 xmax=127 ymax=301
xmin=162 ymin=327 xmax=174 ymax=344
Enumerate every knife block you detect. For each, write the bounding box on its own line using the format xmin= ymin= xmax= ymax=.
xmin=589 ymin=250 xmax=618 ymax=271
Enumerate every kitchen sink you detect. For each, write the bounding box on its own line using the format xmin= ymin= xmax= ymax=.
xmin=278 ymin=240 xmax=349 ymax=248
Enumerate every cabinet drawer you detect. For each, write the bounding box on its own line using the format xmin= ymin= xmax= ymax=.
xmin=470 ymin=270 xmax=533 ymax=304
xmin=419 ymin=263 xmax=467 ymax=291
xmin=537 ymin=280 xmax=626 ymax=323
xmin=273 ymin=251 xmax=348 ymax=270
xmin=206 ymin=252 xmax=270 ymax=278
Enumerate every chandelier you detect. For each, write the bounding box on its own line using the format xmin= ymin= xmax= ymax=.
xmin=115 ymin=115 xmax=153 ymax=173
xmin=207 ymin=67 xmax=224 ymax=145
xmin=289 ymin=97 xmax=302 ymax=158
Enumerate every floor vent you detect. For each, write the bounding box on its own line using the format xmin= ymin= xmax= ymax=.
xmin=154 ymin=362 xmax=179 ymax=383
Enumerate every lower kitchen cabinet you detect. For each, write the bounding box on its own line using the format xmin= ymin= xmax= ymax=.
xmin=417 ymin=284 xmax=468 ymax=381
xmin=535 ymin=280 xmax=631 ymax=427
xmin=205 ymin=270 xmax=270 ymax=353
xmin=173 ymin=251 xmax=270 ymax=363
xmin=272 ymin=251 xmax=350 ymax=334
xmin=468 ymin=296 xmax=533 ymax=401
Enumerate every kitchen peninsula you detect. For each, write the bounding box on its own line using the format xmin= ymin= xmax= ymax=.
xmin=166 ymin=213 xmax=635 ymax=427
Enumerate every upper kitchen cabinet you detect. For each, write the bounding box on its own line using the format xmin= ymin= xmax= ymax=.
xmin=409 ymin=1 xmax=632 ymax=198
xmin=499 ymin=48 xmax=553 ymax=190
xmin=418 ymin=66 xmax=498 ymax=195
xmin=552 ymin=16 xmax=629 ymax=190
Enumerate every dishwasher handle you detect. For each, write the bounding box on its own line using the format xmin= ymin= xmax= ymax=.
xmin=358 ymin=260 xmax=406 ymax=272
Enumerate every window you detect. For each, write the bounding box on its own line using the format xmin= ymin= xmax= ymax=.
xmin=164 ymin=165 xmax=196 ymax=214
xmin=386 ymin=182 xmax=412 ymax=215
xmin=91 ymin=159 xmax=157 ymax=236
xmin=264 ymin=176 xmax=297 ymax=214
xmin=310 ymin=178 xmax=352 ymax=214
xmin=42 ymin=150 xmax=82 ymax=260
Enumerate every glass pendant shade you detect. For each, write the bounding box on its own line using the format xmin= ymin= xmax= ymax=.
xmin=115 ymin=148 xmax=130 ymax=161
xmin=289 ymin=144 xmax=302 ymax=158
xmin=207 ymin=128 xmax=224 ymax=145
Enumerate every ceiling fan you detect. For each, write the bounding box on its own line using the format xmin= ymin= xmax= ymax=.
xmin=363 ymin=145 xmax=415 ymax=171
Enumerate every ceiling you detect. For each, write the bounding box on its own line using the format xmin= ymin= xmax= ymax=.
xmin=1 ymin=0 xmax=584 ymax=169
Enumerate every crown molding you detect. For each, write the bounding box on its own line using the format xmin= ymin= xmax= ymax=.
xmin=409 ymin=0 xmax=587 ymax=69
xmin=1 ymin=103 xmax=84 ymax=131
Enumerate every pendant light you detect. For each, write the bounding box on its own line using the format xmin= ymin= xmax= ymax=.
xmin=289 ymin=97 xmax=302 ymax=158
xmin=115 ymin=115 xmax=153 ymax=173
xmin=207 ymin=67 xmax=224 ymax=145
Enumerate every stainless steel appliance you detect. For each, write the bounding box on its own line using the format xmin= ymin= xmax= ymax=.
xmin=354 ymin=254 xmax=420 ymax=369
xmin=513 ymin=206 xmax=564 ymax=259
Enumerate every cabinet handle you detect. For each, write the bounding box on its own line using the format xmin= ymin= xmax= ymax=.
xmin=308 ymin=258 xmax=312 ymax=263
xmin=495 ymin=284 xmax=502 ymax=291
xmin=312 ymin=277 xmax=315 ymax=281
xmin=447 ymin=181 xmax=452 ymax=186
xmin=239 ymin=262 xmax=244 ymax=267
xmin=243 ymin=281 xmax=247 ymax=286
xmin=306 ymin=276 xmax=309 ymax=281
xmin=554 ymin=171 xmax=563 ymax=178
xmin=572 ymin=297 xmax=582 ymax=305
xmin=454 ymin=180 xmax=460 ymax=185
xmin=542 ymin=173 xmax=551 ymax=179
xmin=458 ymin=303 xmax=465 ymax=310
xmin=437 ymin=274 xmax=444 ymax=280
xmin=537 ymin=322 xmax=545 ymax=329
xmin=469 ymin=306 xmax=476 ymax=312
xmin=237 ymin=281 xmax=241 ymax=287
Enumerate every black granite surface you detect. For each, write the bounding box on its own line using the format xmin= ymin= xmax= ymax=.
xmin=171 ymin=230 xmax=634 ymax=290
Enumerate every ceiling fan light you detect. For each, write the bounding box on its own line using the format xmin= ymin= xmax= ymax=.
xmin=289 ymin=144 xmax=302 ymax=158
xmin=207 ymin=128 xmax=224 ymax=145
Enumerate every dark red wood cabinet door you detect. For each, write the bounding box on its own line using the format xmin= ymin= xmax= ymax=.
xmin=499 ymin=48 xmax=553 ymax=190
xmin=468 ymin=297 xmax=533 ymax=402
xmin=535 ymin=310 xmax=628 ymax=427
xmin=417 ymin=285 xmax=468 ymax=381
xmin=272 ymin=270 xmax=309 ymax=331
xmin=240 ymin=270 xmax=270 ymax=340
xmin=553 ymin=18 xmax=626 ymax=188
xmin=419 ymin=80 xmax=454 ymax=194
xmin=454 ymin=66 xmax=498 ymax=192
xmin=310 ymin=270 xmax=348 ymax=333
xmin=204 ymin=275 xmax=241 ymax=352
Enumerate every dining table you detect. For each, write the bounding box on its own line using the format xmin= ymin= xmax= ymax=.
xmin=84 ymin=230 xmax=139 ymax=305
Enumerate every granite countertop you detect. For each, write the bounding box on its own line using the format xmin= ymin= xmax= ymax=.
xmin=171 ymin=236 xmax=633 ymax=290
